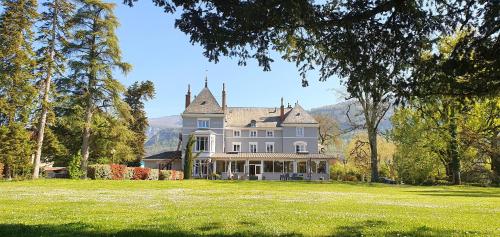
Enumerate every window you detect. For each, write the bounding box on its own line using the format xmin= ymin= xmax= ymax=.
xmin=195 ymin=136 xmax=208 ymax=151
xmin=274 ymin=161 xmax=283 ymax=173
xmin=250 ymin=130 xmax=257 ymax=137
xmin=266 ymin=142 xmax=274 ymax=153
xmin=249 ymin=142 xmax=257 ymax=153
xmin=284 ymin=161 xmax=293 ymax=173
xmin=264 ymin=161 xmax=273 ymax=172
xmin=266 ymin=130 xmax=274 ymax=137
xmin=295 ymin=142 xmax=307 ymax=153
xmin=318 ymin=161 xmax=327 ymax=174
xmin=236 ymin=161 xmax=245 ymax=172
xmin=250 ymin=120 xmax=256 ymax=127
xmin=297 ymin=161 xmax=307 ymax=173
xmin=197 ymin=119 xmax=209 ymax=128
xmin=296 ymin=127 xmax=304 ymax=137
xmin=232 ymin=142 xmax=241 ymax=152
xmin=233 ymin=130 xmax=241 ymax=137
xmin=310 ymin=161 xmax=318 ymax=173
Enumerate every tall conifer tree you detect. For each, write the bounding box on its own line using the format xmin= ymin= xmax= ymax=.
xmin=66 ymin=0 xmax=131 ymax=178
xmin=0 ymin=0 xmax=38 ymax=179
xmin=32 ymin=0 xmax=74 ymax=178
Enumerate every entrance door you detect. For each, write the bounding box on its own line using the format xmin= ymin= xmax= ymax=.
xmin=249 ymin=164 xmax=262 ymax=180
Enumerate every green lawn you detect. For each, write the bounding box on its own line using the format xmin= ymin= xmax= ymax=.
xmin=0 ymin=180 xmax=498 ymax=237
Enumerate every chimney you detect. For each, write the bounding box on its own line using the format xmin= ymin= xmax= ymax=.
xmin=185 ymin=84 xmax=191 ymax=108
xmin=280 ymin=97 xmax=285 ymax=121
xmin=222 ymin=83 xmax=226 ymax=112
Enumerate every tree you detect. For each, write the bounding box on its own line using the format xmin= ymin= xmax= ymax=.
xmin=124 ymin=81 xmax=155 ymax=162
xmin=183 ymin=134 xmax=196 ymax=179
xmin=32 ymin=0 xmax=75 ymax=178
xmin=123 ymin=0 xmax=499 ymax=97
xmin=313 ymin=114 xmax=341 ymax=153
xmin=0 ymin=0 xmax=38 ymax=179
xmin=66 ymin=0 xmax=131 ymax=178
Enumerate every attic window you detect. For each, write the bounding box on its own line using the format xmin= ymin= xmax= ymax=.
xmin=201 ymin=101 xmax=206 ymax=105
xmin=250 ymin=120 xmax=256 ymax=127
xmin=296 ymin=112 xmax=300 ymax=116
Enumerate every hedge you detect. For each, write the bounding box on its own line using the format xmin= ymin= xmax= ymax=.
xmin=159 ymin=170 xmax=184 ymax=180
xmin=124 ymin=167 xmax=134 ymax=180
xmin=88 ymin=164 xmax=112 ymax=180
xmin=133 ymin=167 xmax=150 ymax=180
xmin=111 ymin=164 xmax=127 ymax=180
xmin=149 ymin=169 xmax=159 ymax=180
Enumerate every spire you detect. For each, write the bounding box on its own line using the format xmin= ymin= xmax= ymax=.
xmin=204 ymin=70 xmax=208 ymax=88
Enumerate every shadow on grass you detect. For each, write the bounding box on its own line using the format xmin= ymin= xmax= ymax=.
xmin=0 ymin=221 xmax=482 ymax=237
xmin=330 ymin=220 xmax=480 ymax=237
xmin=408 ymin=189 xmax=499 ymax=198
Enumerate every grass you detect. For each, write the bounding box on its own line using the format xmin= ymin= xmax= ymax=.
xmin=0 ymin=180 xmax=498 ymax=237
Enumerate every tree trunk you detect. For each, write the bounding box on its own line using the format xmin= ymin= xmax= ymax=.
xmin=33 ymin=63 xmax=53 ymax=179
xmin=449 ymin=105 xmax=461 ymax=185
xmin=491 ymin=134 xmax=500 ymax=184
xmin=80 ymin=97 xmax=92 ymax=179
xmin=367 ymin=126 xmax=379 ymax=182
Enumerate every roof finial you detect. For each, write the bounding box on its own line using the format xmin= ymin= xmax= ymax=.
xmin=204 ymin=70 xmax=208 ymax=88
xmin=188 ymin=84 xmax=191 ymax=93
xmin=223 ymin=82 xmax=226 ymax=91
xmin=281 ymin=97 xmax=284 ymax=106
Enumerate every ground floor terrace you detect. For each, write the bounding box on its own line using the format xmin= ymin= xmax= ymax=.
xmin=192 ymin=153 xmax=335 ymax=180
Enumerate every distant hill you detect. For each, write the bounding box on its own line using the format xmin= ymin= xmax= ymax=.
xmin=309 ymin=100 xmax=393 ymax=132
xmin=144 ymin=102 xmax=394 ymax=156
xmin=145 ymin=115 xmax=182 ymax=156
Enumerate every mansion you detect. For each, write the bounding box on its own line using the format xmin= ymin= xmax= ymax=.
xmin=143 ymin=80 xmax=336 ymax=180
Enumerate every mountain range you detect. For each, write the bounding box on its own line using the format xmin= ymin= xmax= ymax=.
xmin=144 ymin=101 xmax=394 ymax=155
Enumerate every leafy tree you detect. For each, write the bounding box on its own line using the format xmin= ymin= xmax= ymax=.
xmin=67 ymin=152 xmax=83 ymax=179
xmin=32 ymin=0 xmax=75 ymax=178
xmin=123 ymin=0 xmax=498 ymax=97
xmin=124 ymin=81 xmax=155 ymax=162
xmin=66 ymin=0 xmax=131 ymax=177
xmin=183 ymin=134 xmax=200 ymax=179
xmin=313 ymin=114 xmax=341 ymax=153
xmin=0 ymin=0 xmax=38 ymax=179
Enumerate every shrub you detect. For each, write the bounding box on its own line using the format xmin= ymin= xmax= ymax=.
xmin=88 ymin=164 xmax=112 ymax=180
xmin=159 ymin=170 xmax=184 ymax=180
xmin=148 ymin=169 xmax=159 ymax=180
xmin=68 ymin=153 xmax=84 ymax=179
xmin=111 ymin=164 xmax=127 ymax=180
xmin=159 ymin=170 xmax=172 ymax=180
xmin=132 ymin=167 xmax=150 ymax=180
xmin=124 ymin=167 xmax=134 ymax=180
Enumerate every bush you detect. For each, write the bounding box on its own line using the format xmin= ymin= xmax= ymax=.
xmin=159 ymin=170 xmax=172 ymax=180
xmin=68 ymin=153 xmax=84 ymax=179
xmin=148 ymin=169 xmax=159 ymax=180
xmin=132 ymin=167 xmax=150 ymax=180
xmin=124 ymin=167 xmax=134 ymax=180
xmin=159 ymin=170 xmax=184 ymax=180
xmin=88 ymin=164 xmax=112 ymax=180
xmin=111 ymin=164 xmax=127 ymax=180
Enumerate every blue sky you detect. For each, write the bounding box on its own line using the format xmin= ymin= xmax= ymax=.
xmin=113 ymin=1 xmax=346 ymax=118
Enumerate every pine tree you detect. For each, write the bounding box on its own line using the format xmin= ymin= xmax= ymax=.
xmin=66 ymin=0 xmax=131 ymax=178
xmin=0 ymin=0 xmax=38 ymax=179
xmin=32 ymin=0 xmax=75 ymax=178
xmin=124 ymin=81 xmax=155 ymax=162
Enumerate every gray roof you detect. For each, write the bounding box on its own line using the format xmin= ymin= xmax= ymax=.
xmin=282 ymin=104 xmax=318 ymax=124
xmin=226 ymin=107 xmax=292 ymax=128
xmin=143 ymin=151 xmax=181 ymax=160
xmin=183 ymin=87 xmax=224 ymax=114
xmin=211 ymin=152 xmax=337 ymax=159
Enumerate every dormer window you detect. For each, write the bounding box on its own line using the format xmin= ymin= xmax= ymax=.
xmin=250 ymin=120 xmax=256 ymax=127
xmin=197 ymin=119 xmax=209 ymax=128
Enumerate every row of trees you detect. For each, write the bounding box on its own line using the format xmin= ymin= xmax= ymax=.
xmin=0 ymin=0 xmax=154 ymax=179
